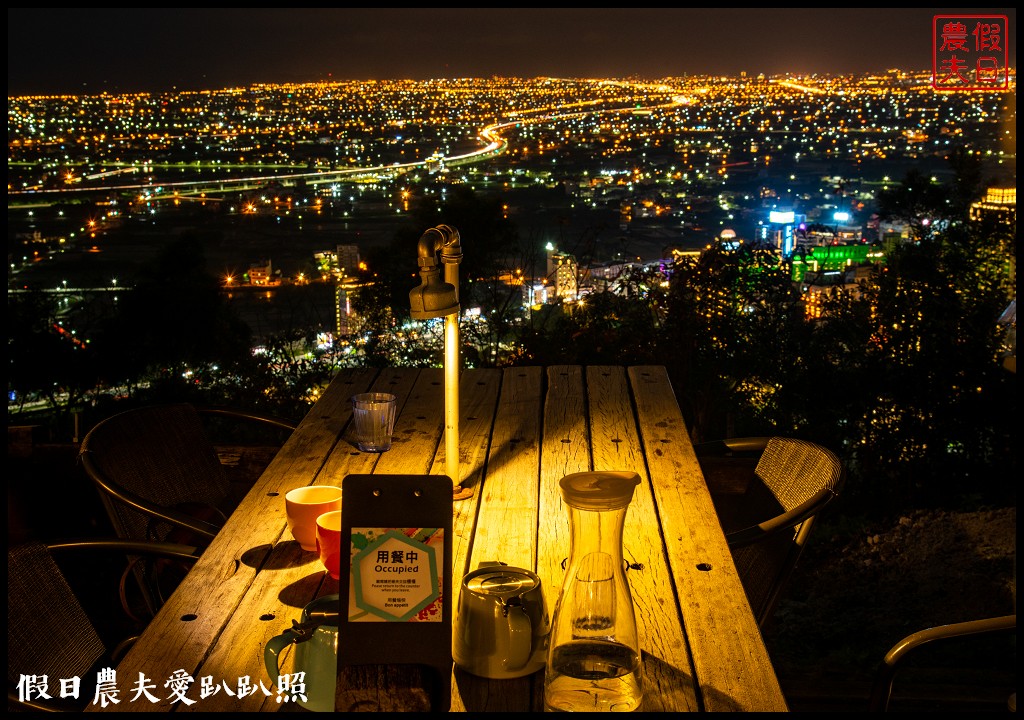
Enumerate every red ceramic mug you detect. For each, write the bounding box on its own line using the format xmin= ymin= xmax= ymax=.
xmin=315 ymin=510 xmax=342 ymax=580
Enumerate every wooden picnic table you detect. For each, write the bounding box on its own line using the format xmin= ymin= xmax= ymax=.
xmin=88 ymin=365 xmax=788 ymax=712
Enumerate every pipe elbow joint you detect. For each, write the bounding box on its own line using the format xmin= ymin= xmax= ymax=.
xmin=416 ymin=227 xmax=445 ymax=268
xmin=437 ymin=224 xmax=462 ymax=264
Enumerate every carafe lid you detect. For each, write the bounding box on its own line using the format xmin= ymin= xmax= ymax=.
xmin=559 ymin=471 xmax=641 ymax=510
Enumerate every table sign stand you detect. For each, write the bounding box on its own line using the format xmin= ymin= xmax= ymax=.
xmin=337 ymin=474 xmax=454 ymax=712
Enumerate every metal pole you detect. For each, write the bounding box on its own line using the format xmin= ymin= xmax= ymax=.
xmin=444 ymin=312 xmax=462 ymax=494
xmin=440 ymin=229 xmax=471 ymax=499
xmin=409 ymin=224 xmax=469 ymax=499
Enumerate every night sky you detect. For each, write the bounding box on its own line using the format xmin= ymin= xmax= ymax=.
xmin=7 ymin=8 xmax=1017 ymax=95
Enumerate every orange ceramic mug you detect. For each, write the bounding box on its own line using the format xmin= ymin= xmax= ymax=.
xmin=315 ymin=510 xmax=343 ymax=580
xmin=285 ymin=486 xmax=342 ymax=552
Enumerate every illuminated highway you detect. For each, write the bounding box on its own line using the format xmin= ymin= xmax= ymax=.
xmin=8 ymin=81 xmax=688 ymax=206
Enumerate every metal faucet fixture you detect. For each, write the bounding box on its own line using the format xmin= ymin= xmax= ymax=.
xmin=409 ymin=225 xmax=471 ymax=499
xmin=409 ymin=225 xmax=461 ymax=319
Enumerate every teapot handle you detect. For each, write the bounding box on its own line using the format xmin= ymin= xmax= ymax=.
xmin=264 ymin=629 xmax=299 ymax=686
xmin=503 ymin=604 xmax=533 ymax=671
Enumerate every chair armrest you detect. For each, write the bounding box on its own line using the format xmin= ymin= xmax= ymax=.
xmin=725 ymin=488 xmax=835 ymax=548
xmin=196 ymin=405 xmax=298 ymax=431
xmin=694 ymin=436 xmax=772 ymax=458
xmin=8 ymin=687 xmax=86 ymax=712
xmin=110 ymin=634 xmax=141 ymax=664
xmin=47 ymin=538 xmax=202 ymax=562
xmin=868 ymin=614 xmax=1016 ymax=712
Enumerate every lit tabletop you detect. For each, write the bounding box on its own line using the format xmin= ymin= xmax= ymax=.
xmin=88 ymin=365 xmax=787 ymax=712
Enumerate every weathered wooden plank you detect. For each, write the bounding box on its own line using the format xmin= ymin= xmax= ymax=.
xmin=328 ymin=367 xmax=510 ymax=713
xmin=452 ymin=365 xmax=544 ymax=713
xmin=188 ymin=546 xmax=336 ymax=712
xmin=327 ymin=369 xmax=451 ymax=711
xmin=372 ymin=368 xmax=445 ymax=476
xmin=434 ymin=367 xmax=504 ymax=585
xmin=464 ymin=366 xmax=543 ymax=573
xmin=537 ymin=365 xmax=590 ymax=595
xmin=175 ymin=368 xmax=379 ymax=711
xmin=320 ymin=367 xmax=423 ymax=481
xmin=628 ymin=366 xmax=788 ymax=712
xmin=533 ymin=366 xmax=591 ymax=714
xmin=438 ymin=367 xmax=504 ymax=497
xmin=585 ymin=366 xmax=699 ymax=712
xmin=438 ymin=367 xmax=505 ymax=713
xmin=335 ymin=665 xmax=433 ymax=711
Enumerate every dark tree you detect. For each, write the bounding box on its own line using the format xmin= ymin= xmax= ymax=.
xmin=839 ymin=222 xmax=1016 ymax=510
xmin=90 ymin=231 xmax=253 ymax=395
xmin=662 ymin=239 xmax=805 ymax=443
xmin=8 ymin=290 xmax=99 ymax=420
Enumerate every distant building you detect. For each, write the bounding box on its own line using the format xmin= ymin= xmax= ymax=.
xmin=336 ymin=244 xmax=361 ymax=277
xmin=313 ymin=250 xmax=337 ymax=279
xmin=794 ymin=244 xmax=886 ymax=320
xmin=761 ymin=209 xmax=806 ymax=257
xmin=548 ymin=251 xmax=579 ymax=301
xmin=523 ymin=282 xmax=551 ymax=307
xmin=587 ymin=261 xmax=632 ymax=294
xmin=248 ymin=260 xmax=279 ymax=286
xmin=969 ymin=187 xmax=1016 ymax=227
xmin=335 ymin=278 xmax=361 ymax=337
xmin=313 ymin=244 xmax=362 ymax=281
xmin=968 ymin=185 xmax=1016 ymax=292
xmin=790 ymin=244 xmax=885 ymax=284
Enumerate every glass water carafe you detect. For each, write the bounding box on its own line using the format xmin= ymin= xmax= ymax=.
xmin=544 ymin=471 xmax=643 ymax=712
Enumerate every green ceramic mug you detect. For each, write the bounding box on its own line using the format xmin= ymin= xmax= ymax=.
xmin=264 ymin=594 xmax=339 ymax=712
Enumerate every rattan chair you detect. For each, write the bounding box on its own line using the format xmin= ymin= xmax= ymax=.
xmin=694 ymin=436 xmax=845 ymax=628
xmin=7 ymin=539 xmax=200 ymax=712
xmin=79 ymin=403 xmax=296 ymax=546
xmin=78 ymin=403 xmax=296 ymax=615
xmin=868 ymin=614 xmax=1017 ymax=712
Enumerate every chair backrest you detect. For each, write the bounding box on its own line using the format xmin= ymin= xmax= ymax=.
xmin=755 ymin=437 xmax=845 ymax=516
xmin=79 ymin=404 xmax=231 ymax=546
xmin=724 ymin=437 xmax=845 ymax=627
xmin=8 ymin=539 xmax=201 ymax=711
xmin=8 ymin=542 xmax=106 ymax=690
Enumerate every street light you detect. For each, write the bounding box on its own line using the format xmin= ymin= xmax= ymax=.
xmin=409 ymin=224 xmax=471 ymax=499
